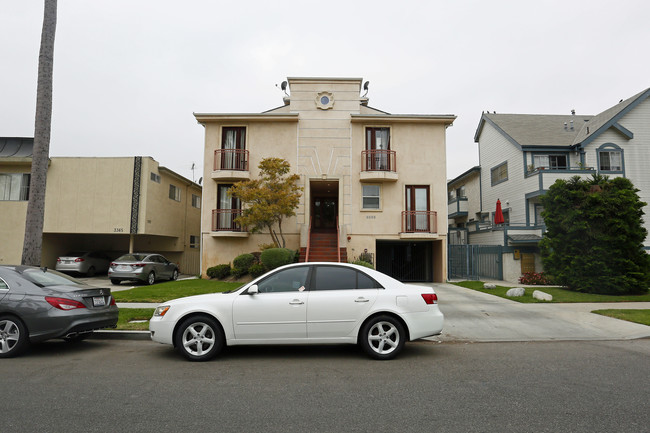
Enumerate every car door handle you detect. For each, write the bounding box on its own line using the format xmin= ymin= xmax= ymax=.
xmin=355 ymin=298 xmax=370 ymax=303
xmin=289 ymin=300 xmax=304 ymax=305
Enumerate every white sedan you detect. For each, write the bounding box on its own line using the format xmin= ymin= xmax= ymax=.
xmin=149 ymin=262 xmax=443 ymax=361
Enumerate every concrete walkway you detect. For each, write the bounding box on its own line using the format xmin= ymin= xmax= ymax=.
xmin=426 ymin=282 xmax=650 ymax=343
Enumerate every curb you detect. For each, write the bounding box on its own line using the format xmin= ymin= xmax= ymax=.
xmin=91 ymin=330 xmax=152 ymax=340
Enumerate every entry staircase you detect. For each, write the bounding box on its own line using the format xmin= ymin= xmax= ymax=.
xmin=298 ymin=230 xmax=347 ymax=263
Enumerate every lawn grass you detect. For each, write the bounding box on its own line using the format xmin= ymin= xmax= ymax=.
xmin=452 ymin=281 xmax=650 ymax=303
xmin=115 ymin=308 xmax=155 ymax=331
xmin=112 ymin=278 xmax=242 ymax=303
xmin=592 ymin=309 xmax=650 ymax=326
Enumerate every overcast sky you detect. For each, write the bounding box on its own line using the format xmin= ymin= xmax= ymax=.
xmin=2 ymin=0 xmax=649 ymax=182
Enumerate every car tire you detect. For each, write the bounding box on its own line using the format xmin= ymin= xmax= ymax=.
xmin=111 ymin=279 xmax=121 ymax=286
xmin=87 ymin=266 xmax=96 ymax=277
xmin=146 ymin=271 xmax=156 ymax=285
xmin=170 ymin=269 xmax=179 ymax=281
xmin=0 ymin=316 xmax=29 ymax=358
xmin=174 ymin=315 xmax=224 ymax=362
xmin=359 ymin=315 xmax=406 ymax=360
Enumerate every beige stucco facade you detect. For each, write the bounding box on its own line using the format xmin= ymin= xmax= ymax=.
xmin=196 ymin=77 xmax=454 ymax=282
xmin=0 ymin=152 xmax=201 ymax=274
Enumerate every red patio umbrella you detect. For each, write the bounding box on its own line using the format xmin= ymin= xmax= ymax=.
xmin=494 ymin=199 xmax=505 ymax=225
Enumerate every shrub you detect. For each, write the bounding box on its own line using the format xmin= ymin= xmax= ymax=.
xmin=350 ymin=260 xmax=373 ymax=269
xmin=357 ymin=251 xmax=374 ymax=265
xmin=231 ymin=267 xmax=248 ymax=279
xmin=260 ymin=248 xmax=295 ymax=270
xmin=233 ymin=253 xmax=255 ymax=272
xmin=206 ymin=264 xmax=231 ymax=280
xmin=250 ymin=251 xmax=262 ymax=263
xmin=249 ymin=263 xmax=266 ymax=278
xmin=518 ymin=272 xmax=553 ymax=285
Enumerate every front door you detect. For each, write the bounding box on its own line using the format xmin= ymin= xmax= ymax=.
xmin=312 ymin=198 xmax=337 ymax=230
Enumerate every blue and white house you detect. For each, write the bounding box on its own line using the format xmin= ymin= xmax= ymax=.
xmin=451 ymin=87 xmax=650 ymax=282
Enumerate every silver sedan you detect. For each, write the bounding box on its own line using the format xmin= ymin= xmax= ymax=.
xmin=108 ymin=253 xmax=179 ymax=286
xmin=0 ymin=266 xmax=119 ymax=358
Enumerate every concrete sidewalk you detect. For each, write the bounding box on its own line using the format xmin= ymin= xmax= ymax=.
xmin=426 ymin=282 xmax=650 ymax=343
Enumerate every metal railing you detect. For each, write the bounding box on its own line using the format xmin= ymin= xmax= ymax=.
xmin=361 ymin=149 xmax=396 ymax=172
xmin=305 ymin=216 xmax=312 ymax=262
xmin=401 ymin=211 xmax=437 ymax=233
xmin=211 ymin=209 xmax=244 ymax=231
xmin=336 ymin=216 xmax=341 ymax=262
xmin=213 ymin=149 xmax=249 ymax=171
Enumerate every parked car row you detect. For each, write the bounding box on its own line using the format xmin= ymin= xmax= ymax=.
xmin=1 ymin=262 xmax=444 ymax=361
xmin=54 ymin=251 xmax=180 ymax=286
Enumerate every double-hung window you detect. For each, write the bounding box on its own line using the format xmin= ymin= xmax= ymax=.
xmin=362 ymin=185 xmax=381 ymax=210
xmin=169 ymin=184 xmax=181 ymax=201
xmin=0 ymin=173 xmax=30 ymax=201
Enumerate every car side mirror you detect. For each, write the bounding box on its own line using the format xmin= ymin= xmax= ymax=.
xmin=248 ymin=285 xmax=259 ymax=295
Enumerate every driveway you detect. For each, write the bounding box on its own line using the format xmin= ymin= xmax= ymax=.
xmin=426 ymin=282 xmax=650 ymax=342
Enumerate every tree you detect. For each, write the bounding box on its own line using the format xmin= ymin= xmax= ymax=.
xmin=229 ymin=158 xmax=302 ymax=248
xmin=22 ymin=0 xmax=58 ymax=266
xmin=539 ymin=174 xmax=650 ymax=295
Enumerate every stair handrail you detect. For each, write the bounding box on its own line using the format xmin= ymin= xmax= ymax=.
xmin=305 ymin=216 xmax=312 ymax=262
xmin=336 ymin=216 xmax=341 ymax=262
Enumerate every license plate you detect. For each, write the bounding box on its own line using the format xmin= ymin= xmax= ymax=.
xmin=117 ymin=265 xmax=130 ymax=271
xmin=92 ymin=296 xmax=106 ymax=307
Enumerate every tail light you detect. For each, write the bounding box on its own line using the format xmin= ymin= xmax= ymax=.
xmin=74 ymin=258 xmax=85 ymax=262
xmin=57 ymin=258 xmax=61 ymax=262
xmin=110 ymin=297 xmax=116 ymax=306
xmin=421 ymin=293 xmax=438 ymax=305
xmin=46 ymin=296 xmax=87 ymax=310
xmin=110 ymin=262 xmax=115 ymax=267
xmin=132 ymin=263 xmax=145 ymax=268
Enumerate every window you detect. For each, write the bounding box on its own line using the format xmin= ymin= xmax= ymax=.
xmin=599 ymin=150 xmax=622 ymax=171
xmin=362 ymin=185 xmax=380 ymax=210
xmin=150 ymin=172 xmax=161 ymax=183
xmin=256 ymin=266 xmax=309 ymax=293
xmin=311 ymin=266 xmax=381 ymax=290
xmin=456 ymin=186 xmax=465 ymax=198
xmin=533 ymin=154 xmax=567 ymax=170
xmin=365 ymin=127 xmax=391 ymax=170
xmin=215 ymin=184 xmax=241 ymax=230
xmin=405 ymin=185 xmax=430 ymax=232
xmin=190 ymin=235 xmax=200 ymax=249
xmin=490 ymin=162 xmax=508 ymax=186
xmin=169 ymin=184 xmax=181 ymax=201
xmin=0 ymin=173 xmax=30 ymax=201
xmin=221 ymin=127 xmax=246 ymax=170
xmin=191 ymin=194 xmax=201 ymax=208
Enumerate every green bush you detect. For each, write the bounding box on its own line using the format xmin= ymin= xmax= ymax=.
xmin=233 ymin=253 xmax=255 ymax=272
xmin=231 ymin=267 xmax=248 ymax=279
xmin=350 ymin=260 xmax=374 ymax=269
xmin=206 ymin=264 xmax=231 ymax=280
xmin=249 ymin=263 xmax=266 ymax=278
xmin=260 ymin=248 xmax=295 ymax=270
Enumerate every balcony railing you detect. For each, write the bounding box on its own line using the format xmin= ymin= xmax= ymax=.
xmin=213 ymin=149 xmax=249 ymax=171
xmin=401 ymin=211 xmax=437 ymax=233
xmin=211 ymin=209 xmax=244 ymax=231
xmin=361 ymin=150 xmax=396 ymax=172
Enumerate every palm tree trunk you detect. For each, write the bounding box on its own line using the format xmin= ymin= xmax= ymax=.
xmin=22 ymin=0 xmax=57 ymax=266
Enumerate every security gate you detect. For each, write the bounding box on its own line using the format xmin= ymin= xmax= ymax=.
xmin=448 ymin=245 xmax=503 ymax=280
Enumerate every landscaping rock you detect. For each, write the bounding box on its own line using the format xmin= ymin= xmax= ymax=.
xmin=533 ymin=290 xmax=553 ymax=301
xmin=484 ymin=283 xmax=496 ymax=289
xmin=506 ymin=287 xmax=525 ymax=297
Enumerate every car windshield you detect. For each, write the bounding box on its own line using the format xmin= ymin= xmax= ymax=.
xmin=62 ymin=251 xmax=86 ymax=257
xmin=116 ymin=254 xmax=148 ymax=261
xmin=21 ymin=268 xmax=83 ymax=287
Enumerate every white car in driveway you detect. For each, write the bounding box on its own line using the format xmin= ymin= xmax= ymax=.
xmin=149 ymin=262 xmax=443 ymax=361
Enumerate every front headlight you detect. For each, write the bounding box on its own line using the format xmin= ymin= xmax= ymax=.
xmin=154 ymin=305 xmax=170 ymax=317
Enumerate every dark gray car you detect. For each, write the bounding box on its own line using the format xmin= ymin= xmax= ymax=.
xmin=0 ymin=265 xmax=119 ymax=358
xmin=108 ymin=253 xmax=179 ymax=286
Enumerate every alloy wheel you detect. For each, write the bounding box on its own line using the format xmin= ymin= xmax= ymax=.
xmin=0 ymin=319 xmax=21 ymax=354
xmin=181 ymin=322 xmax=216 ymax=357
xmin=367 ymin=321 xmax=400 ymax=356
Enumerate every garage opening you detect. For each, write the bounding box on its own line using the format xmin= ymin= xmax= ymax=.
xmin=376 ymin=240 xmax=433 ymax=282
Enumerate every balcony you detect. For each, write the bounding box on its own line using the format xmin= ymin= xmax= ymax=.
xmin=400 ymin=211 xmax=438 ymax=239
xmin=210 ymin=209 xmax=248 ymax=238
xmin=211 ymin=149 xmax=250 ymax=181
xmin=360 ymin=150 xmax=398 ymax=182
xmin=448 ymin=197 xmax=468 ymax=219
